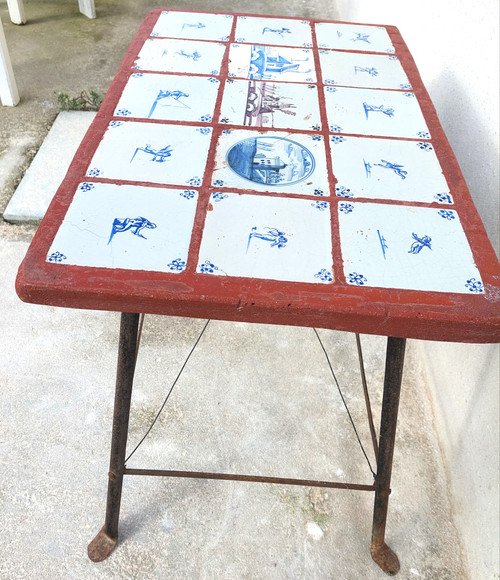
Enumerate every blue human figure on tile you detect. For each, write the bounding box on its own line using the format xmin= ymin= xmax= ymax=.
xmin=408 ymin=233 xmax=432 ymax=254
xmin=130 ymin=144 xmax=173 ymax=163
xmin=374 ymin=160 xmax=407 ymax=179
xmin=182 ymin=22 xmax=206 ymax=30
xmin=176 ymin=50 xmax=202 ymax=61
xmin=262 ymin=27 xmax=292 ymax=36
xmin=363 ymin=103 xmax=395 ymax=119
xmin=246 ymin=227 xmax=288 ymax=252
xmin=355 ymin=66 xmax=378 ymax=76
xmin=108 ymin=217 xmax=157 ymax=244
xmin=352 ymin=32 xmax=371 ymax=43
xmin=148 ymin=90 xmax=190 ymax=118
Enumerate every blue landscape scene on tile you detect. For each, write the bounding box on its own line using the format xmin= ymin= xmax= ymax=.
xmin=108 ymin=217 xmax=157 ymax=244
xmin=249 ymin=46 xmax=312 ymax=80
xmin=226 ymin=136 xmax=315 ymax=185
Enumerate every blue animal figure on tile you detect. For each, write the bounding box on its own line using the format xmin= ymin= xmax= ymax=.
xmin=355 ymin=66 xmax=378 ymax=76
xmin=352 ymin=32 xmax=371 ymax=43
xmin=246 ymin=226 xmax=288 ymax=252
xmin=374 ymin=160 xmax=408 ymax=179
xmin=363 ymin=102 xmax=395 ymax=119
xmin=262 ymin=27 xmax=292 ymax=36
xmin=130 ymin=144 xmax=173 ymax=163
xmin=182 ymin=22 xmax=206 ymax=30
xmin=108 ymin=217 xmax=157 ymax=245
xmin=176 ymin=50 xmax=202 ymax=61
xmin=148 ymin=90 xmax=190 ymax=118
xmin=408 ymin=233 xmax=432 ymax=254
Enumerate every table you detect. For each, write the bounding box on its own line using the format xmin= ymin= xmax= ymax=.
xmin=15 ymin=8 xmax=500 ymax=574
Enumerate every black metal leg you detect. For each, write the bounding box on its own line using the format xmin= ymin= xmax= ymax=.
xmin=88 ymin=313 xmax=140 ymax=562
xmin=370 ymin=336 xmax=406 ymax=575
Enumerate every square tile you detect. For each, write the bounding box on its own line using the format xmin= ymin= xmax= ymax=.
xmin=134 ymin=38 xmax=226 ymax=75
xmin=338 ymin=202 xmax=483 ymax=294
xmin=47 ymin=183 xmax=198 ymax=272
xmin=228 ymin=44 xmax=316 ymax=83
xmin=115 ymin=73 xmax=220 ymax=122
xmin=86 ymin=121 xmax=212 ymax=187
xmin=151 ymin=10 xmax=234 ymax=41
xmin=315 ymin=22 xmax=395 ymax=53
xmin=198 ymin=192 xmax=333 ymax=283
xmin=211 ymin=129 xmax=329 ymax=196
xmin=320 ymin=51 xmax=411 ymax=90
xmin=331 ymin=136 xmax=451 ymax=203
xmin=219 ymin=79 xmax=322 ymax=130
xmin=324 ymin=86 xmax=430 ymax=139
xmin=234 ymin=16 xmax=312 ymax=47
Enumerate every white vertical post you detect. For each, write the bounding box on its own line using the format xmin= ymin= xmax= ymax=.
xmin=0 ymin=16 xmax=20 ymax=106
xmin=6 ymin=0 xmax=26 ymax=25
xmin=78 ymin=0 xmax=96 ymax=19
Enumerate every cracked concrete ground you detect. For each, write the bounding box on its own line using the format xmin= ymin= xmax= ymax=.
xmin=0 ymin=1 xmax=469 ymax=578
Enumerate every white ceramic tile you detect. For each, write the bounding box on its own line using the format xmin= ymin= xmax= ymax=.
xmin=315 ymin=22 xmax=395 ymax=53
xmin=151 ymin=10 xmax=234 ymax=41
xmin=86 ymin=121 xmax=212 ymax=187
xmin=234 ymin=16 xmax=312 ymax=47
xmin=114 ymin=73 xmax=220 ymax=122
xmin=228 ymin=44 xmax=316 ymax=83
xmin=198 ymin=192 xmax=333 ymax=283
xmin=338 ymin=202 xmax=483 ymax=294
xmin=320 ymin=51 xmax=411 ymax=90
xmin=211 ymin=129 xmax=329 ymax=196
xmin=134 ymin=38 xmax=226 ymax=75
xmin=47 ymin=183 xmax=198 ymax=272
xmin=331 ymin=136 xmax=451 ymax=203
xmin=324 ymin=86 xmax=430 ymax=139
xmin=219 ymin=79 xmax=322 ymax=130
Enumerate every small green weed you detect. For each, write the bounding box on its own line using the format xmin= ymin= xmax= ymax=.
xmin=57 ymin=90 xmax=103 ymax=111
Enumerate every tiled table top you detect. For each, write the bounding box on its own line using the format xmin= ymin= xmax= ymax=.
xmin=16 ymin=9 xmax=500 ymax=343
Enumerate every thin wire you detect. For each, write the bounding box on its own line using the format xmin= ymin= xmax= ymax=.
xmin=125 ymin=319 xmax=211 ymax=464
xmin=313 ymin=328 xmax=376 ymax=479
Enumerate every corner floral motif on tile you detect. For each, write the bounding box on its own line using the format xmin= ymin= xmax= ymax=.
xmin=314 ymin=268 xmax=333 ymax=282
xmin=167 ymin=258 xmax=186 ymax=271
xmin=438 ymin=210 xmax=456 ymax=220
xmin=199 ymin=260 xmax=219 ymax=273
xmin=348 ymin=272 xmax=368 ymax=285
xmin=465 ymin=278 xmax=484 ymax=293
xmin=212 ymin=192 xmax=228 ymax=202
xmin=48 ymin=251 xmax=67 ymax=263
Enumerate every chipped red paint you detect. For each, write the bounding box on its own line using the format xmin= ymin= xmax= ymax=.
xmin=15 ymin=8 xmax=500 ymax=343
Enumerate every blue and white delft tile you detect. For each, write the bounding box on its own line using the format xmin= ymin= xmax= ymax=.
xmin=233 ymin=16 xmax=312 ymax=47
xmin=228 ymin=44 xmax=317 ymax=83
xmin=319 ymin=51 xmax=410 ymax=90
xmin=211 ymin=129 xmax=329 ymax=196
xmin=315 ymin=23 xmax=395 ymax=53
xmin=46 ymin=183 xmax=197 ymax=272
xmin=198 ymin=192 xmax=333 ymax=283
xmin=151 ymin=11 xmax=233 ymax=41
xmin=134 ymin=38 xmax=225 ymax=75
xmin=219 ymin=79 xmax=321 ymax=130
xmin=338 ymin=202 xmax=482 ymax=293
xmin=324 ymin=86 xmax=430 ymax=139
xmin=86 ymin=121 xmax=212 ymax=186
xmin=114 ymin=73 xmax=219 ymax=122
xmin=331 ymin=136 xmax=450 ymax=203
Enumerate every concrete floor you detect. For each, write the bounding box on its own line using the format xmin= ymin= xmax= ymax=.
xmin=0 ymin=1 xmax=468 ymax=578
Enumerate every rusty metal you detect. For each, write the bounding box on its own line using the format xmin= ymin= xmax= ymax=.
xmin=124 ymin=468 xmax=376 ymax=492
xmin=88 ymin=312 xmax=140 ymax=563
xmin=370 ymin=336 xmax=406 ymax=575
xmin=356 ymin=333 xmax=379 ymax=460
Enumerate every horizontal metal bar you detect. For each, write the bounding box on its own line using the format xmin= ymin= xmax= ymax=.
xmin=123 ymin=468 xmax=376 ymax=492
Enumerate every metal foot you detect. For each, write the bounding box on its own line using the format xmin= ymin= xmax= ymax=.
xmin=88 ymin=527 xmax=118 ymax=562
xmin=370 ymin=541 xmax=400 ymax=575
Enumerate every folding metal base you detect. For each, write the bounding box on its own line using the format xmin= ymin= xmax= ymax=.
xmin=88 ymin=313 xmax=406 ymax=575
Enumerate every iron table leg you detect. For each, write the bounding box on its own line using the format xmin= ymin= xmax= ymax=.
xmin=88 ymin=312 xmax=140 ymax=562
xmin=370 ymin=336 xmax=406 ymax=575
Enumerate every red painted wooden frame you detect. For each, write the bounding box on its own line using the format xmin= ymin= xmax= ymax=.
xmin=15 ymin=8 xmax=500 ymax=343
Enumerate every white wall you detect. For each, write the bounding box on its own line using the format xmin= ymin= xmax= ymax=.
xmin=332 ymin=2 xmax=500 ymax=578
